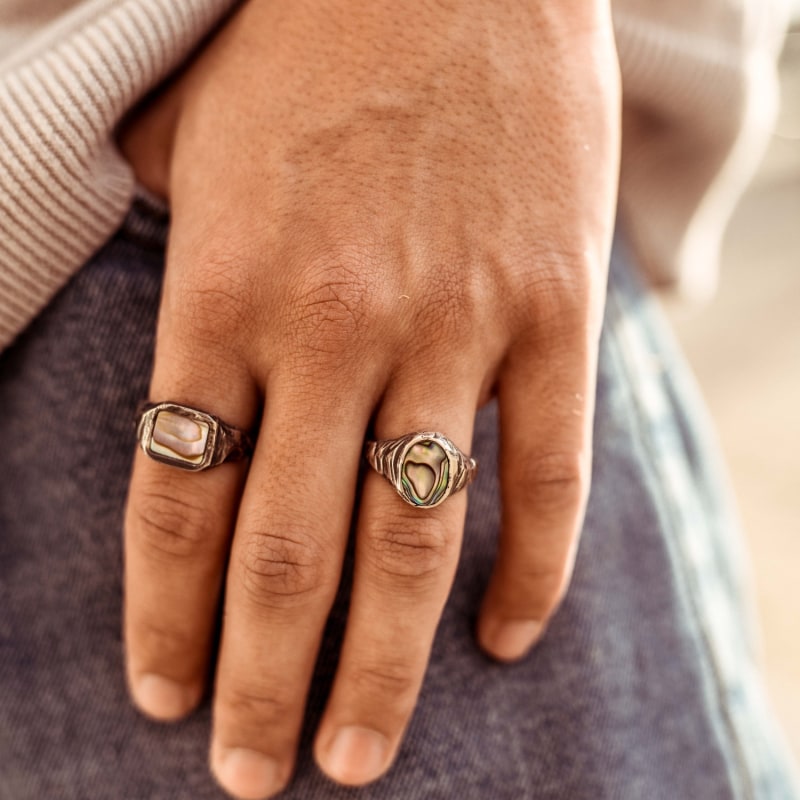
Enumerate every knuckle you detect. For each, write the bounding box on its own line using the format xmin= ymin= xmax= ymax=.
xmin=510 ymin=451 xmax=588 ymax=516
xmin=348 ymin=659 xmax=418 ymax=704
xmin=220 ymin=684 xmax=294 ymax=728
xmin=288 ymin=258 xmax=380 ymax=359
xmin=508 ymin=239 xmax=595 ymax=332
xmin=130 ymin=490 xmax=219 ymax=561
xmin=402 ymin=255 xmax=493 ymax=352
xmin=419 ymin=284 xmax=475 ymax=348
xmin=131 ymin=614 xmax=197 ymax=665
xmin=238 ymin=530 xmax=327 ymax=609
xmin=365 ymin=516 xmax=455 ymax=581
xmin=517 ymin=562 xmax=572 ymax=617
xmin=172 ymin=252 xmax=254 ymax=340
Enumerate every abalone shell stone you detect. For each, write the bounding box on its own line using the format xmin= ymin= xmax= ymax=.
xmin=150 ymin=410 xmax=209 ymax=463
xmin=401 ymin=440 xmax=449 ymax=506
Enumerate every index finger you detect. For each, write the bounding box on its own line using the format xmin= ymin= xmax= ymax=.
xmin=124 ymin=310 xmax=258 ymax=720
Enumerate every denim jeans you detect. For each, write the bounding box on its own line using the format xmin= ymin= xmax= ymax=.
xmin=0 ymin=193 xmax=796 ymax=799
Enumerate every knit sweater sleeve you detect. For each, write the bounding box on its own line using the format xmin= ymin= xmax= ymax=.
xmin=0 ymin=0 xmax=238 ymax=351
xmin=0 ymin=0 xmax=791 ymax=352
xmin=612 ymin=0 xmax=790 ymax=299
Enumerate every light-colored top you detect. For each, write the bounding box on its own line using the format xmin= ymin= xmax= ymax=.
xmin=0 ymin=0 xmax=790 ymax=352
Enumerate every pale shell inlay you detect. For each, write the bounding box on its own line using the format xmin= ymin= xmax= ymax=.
xmin=150 ymin=410 xmax=209 ymax=463
xmin=402 ymin=440 xmax=449 ymax=506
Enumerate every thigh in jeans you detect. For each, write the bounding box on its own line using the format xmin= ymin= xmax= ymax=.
xmin=0 ymin=195 xmax=796 ymax=800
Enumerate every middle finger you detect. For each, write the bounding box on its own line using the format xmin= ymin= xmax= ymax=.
xmin=210 ymin=369 xmax=373 ymax=800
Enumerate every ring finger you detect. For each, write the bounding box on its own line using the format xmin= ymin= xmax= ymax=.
xmin=314 ymin=367 xmax=482 ymax=785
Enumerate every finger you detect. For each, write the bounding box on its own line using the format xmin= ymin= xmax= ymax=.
xmin=124 ymin=289 xmax=260 ymax=721
xmin=477 ymin=318 xmax=597 ymax=662
xmin=314 ymin=371 xmax=480 ymax=786
xmin=209 ymin=371 xmax=374 ymax=800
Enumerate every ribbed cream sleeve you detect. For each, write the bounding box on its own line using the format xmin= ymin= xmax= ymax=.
xmin=613 ymin=0 xmax=790 ymax=299
xmin=0 ymin=0 xmax=237 ymax=350
xmin=0 ymin=0 xmax=791 ymax=352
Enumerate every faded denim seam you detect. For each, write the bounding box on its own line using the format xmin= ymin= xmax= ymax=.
xmin=603 ymin=272 xmax=751 ymax=799
xmin=606 ymin=263 xmax=795 ymax=798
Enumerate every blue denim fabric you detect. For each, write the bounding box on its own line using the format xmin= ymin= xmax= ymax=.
xmin=0 ymin=194 xmax=797 ymax=799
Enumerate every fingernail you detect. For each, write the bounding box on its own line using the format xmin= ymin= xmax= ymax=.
xmin=134 ymin=674 xmax=197 ymax=720
xmin=324 ymin=726 xmax=390 ymax=785
xmin=214 ymin=747 xmax=281 ymax=800
xmin=485 ymin=620 xmax=544 ymax=661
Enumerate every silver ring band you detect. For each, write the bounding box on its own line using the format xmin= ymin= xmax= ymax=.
xmin=136 ymin=401 xmax=254 ymax=471
xmin=365 ymin=431 xmax=477 ymax=508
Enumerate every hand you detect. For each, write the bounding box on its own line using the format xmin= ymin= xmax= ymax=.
xmin=120 ymin=1 xmax=620 ymax=797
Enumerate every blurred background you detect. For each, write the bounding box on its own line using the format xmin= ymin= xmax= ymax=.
xmin=665 ymin=22 xmax=800 ymax=758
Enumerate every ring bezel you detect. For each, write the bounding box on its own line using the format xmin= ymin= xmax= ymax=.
xmin=136 ymin=402 xmax=219 ymax=471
